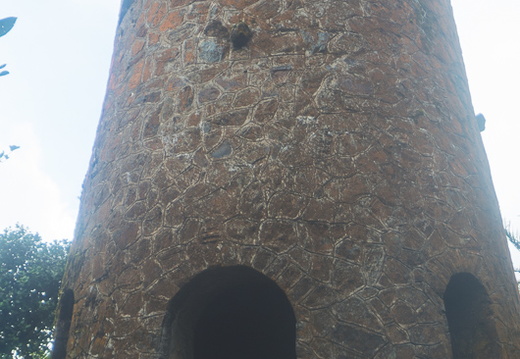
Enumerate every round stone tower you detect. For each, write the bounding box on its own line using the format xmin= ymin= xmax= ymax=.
xmin=53 ymin=0 xmax=520 ymax=358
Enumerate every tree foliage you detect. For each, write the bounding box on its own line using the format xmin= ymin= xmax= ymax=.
xmin=0 ymin=226 xmax=69 ymax=359
xmin=505 ymin=227 xmax=520 ymax=253
xmin=0 ymin=146 xmax=20 ymax=163
xmin=0 ymin=17 xmax=16 ymax=38
xmin=505 ymin=226 xmax=520 ymax=292
xmin=0 ymin=17 xmax=17 ymax=77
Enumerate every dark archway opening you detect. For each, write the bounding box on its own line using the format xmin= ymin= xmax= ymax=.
xmin=159 ymin=265 xmax=296 ymax=359
xmin=444 ymin=273 xmax=500 ymax=359
xmin=51 ymin=289 xmax=74 ymax=359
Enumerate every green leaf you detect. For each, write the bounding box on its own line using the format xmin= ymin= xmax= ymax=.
xmin=0 ymin=17 xmax=17 ymax=38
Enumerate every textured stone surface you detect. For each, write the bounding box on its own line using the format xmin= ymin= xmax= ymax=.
xmin=57 ymin=0 xmax=520 ymax=358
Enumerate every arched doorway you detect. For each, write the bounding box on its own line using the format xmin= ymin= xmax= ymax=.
xmin=444 ymin=273 xmax=500 ymax=358
xmin=51 ymin=289 xmax=74 ymax=359
xmin=159 ymin=265 xmax=297 ymax=359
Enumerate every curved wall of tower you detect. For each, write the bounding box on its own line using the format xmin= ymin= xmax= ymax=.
xmin=57 ymin=0 xmax=520 ymax=358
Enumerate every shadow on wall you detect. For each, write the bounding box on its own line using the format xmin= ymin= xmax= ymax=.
xmin=444 ymin=273 xmax=500 ymax=359
xmin=158 ymin=265 xmax=297 ymax=359
xmin=51 ymin=289 xmax=74 ymax=359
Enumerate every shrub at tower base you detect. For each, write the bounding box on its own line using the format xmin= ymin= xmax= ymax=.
xmin=0 ymin=226 xmax=69 ymax=358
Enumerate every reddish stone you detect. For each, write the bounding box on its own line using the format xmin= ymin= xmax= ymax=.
xmin=198 ymin=86 xmax=221 ymax=103
xmin=159 ymin=10 xmax=183 ymax=32
xmin=233 ymin=87 xmax=261 ymax=107
xmin=178 ymin=85 xmax=194 ymax=110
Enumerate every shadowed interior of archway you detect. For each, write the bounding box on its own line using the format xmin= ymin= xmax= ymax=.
xmin=159 ymin=265 xmax=297 ymax=359
xmin=444 ymin=272 xmax=500 ymax=359
xmin=51 ymin=289 xmax=74 ymax=359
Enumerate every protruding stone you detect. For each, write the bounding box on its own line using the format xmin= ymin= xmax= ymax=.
xmin=198 ymin=39 xmax=225 ymax=63
xmin=230 ymin=22 xmax=252 ymax=49
xmin=210 ymin=140 xmax=232 ymax=158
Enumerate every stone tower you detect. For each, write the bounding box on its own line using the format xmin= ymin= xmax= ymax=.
xmin=53 ymin=0 xmax=520 ymax=358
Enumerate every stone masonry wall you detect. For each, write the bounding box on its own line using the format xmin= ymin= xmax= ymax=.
xmin=59 ymin=0 xmax=520 ymax=358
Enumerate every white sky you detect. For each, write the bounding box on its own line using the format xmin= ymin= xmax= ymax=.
xmin=0 ymin=1 xmax=519 ymax=268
